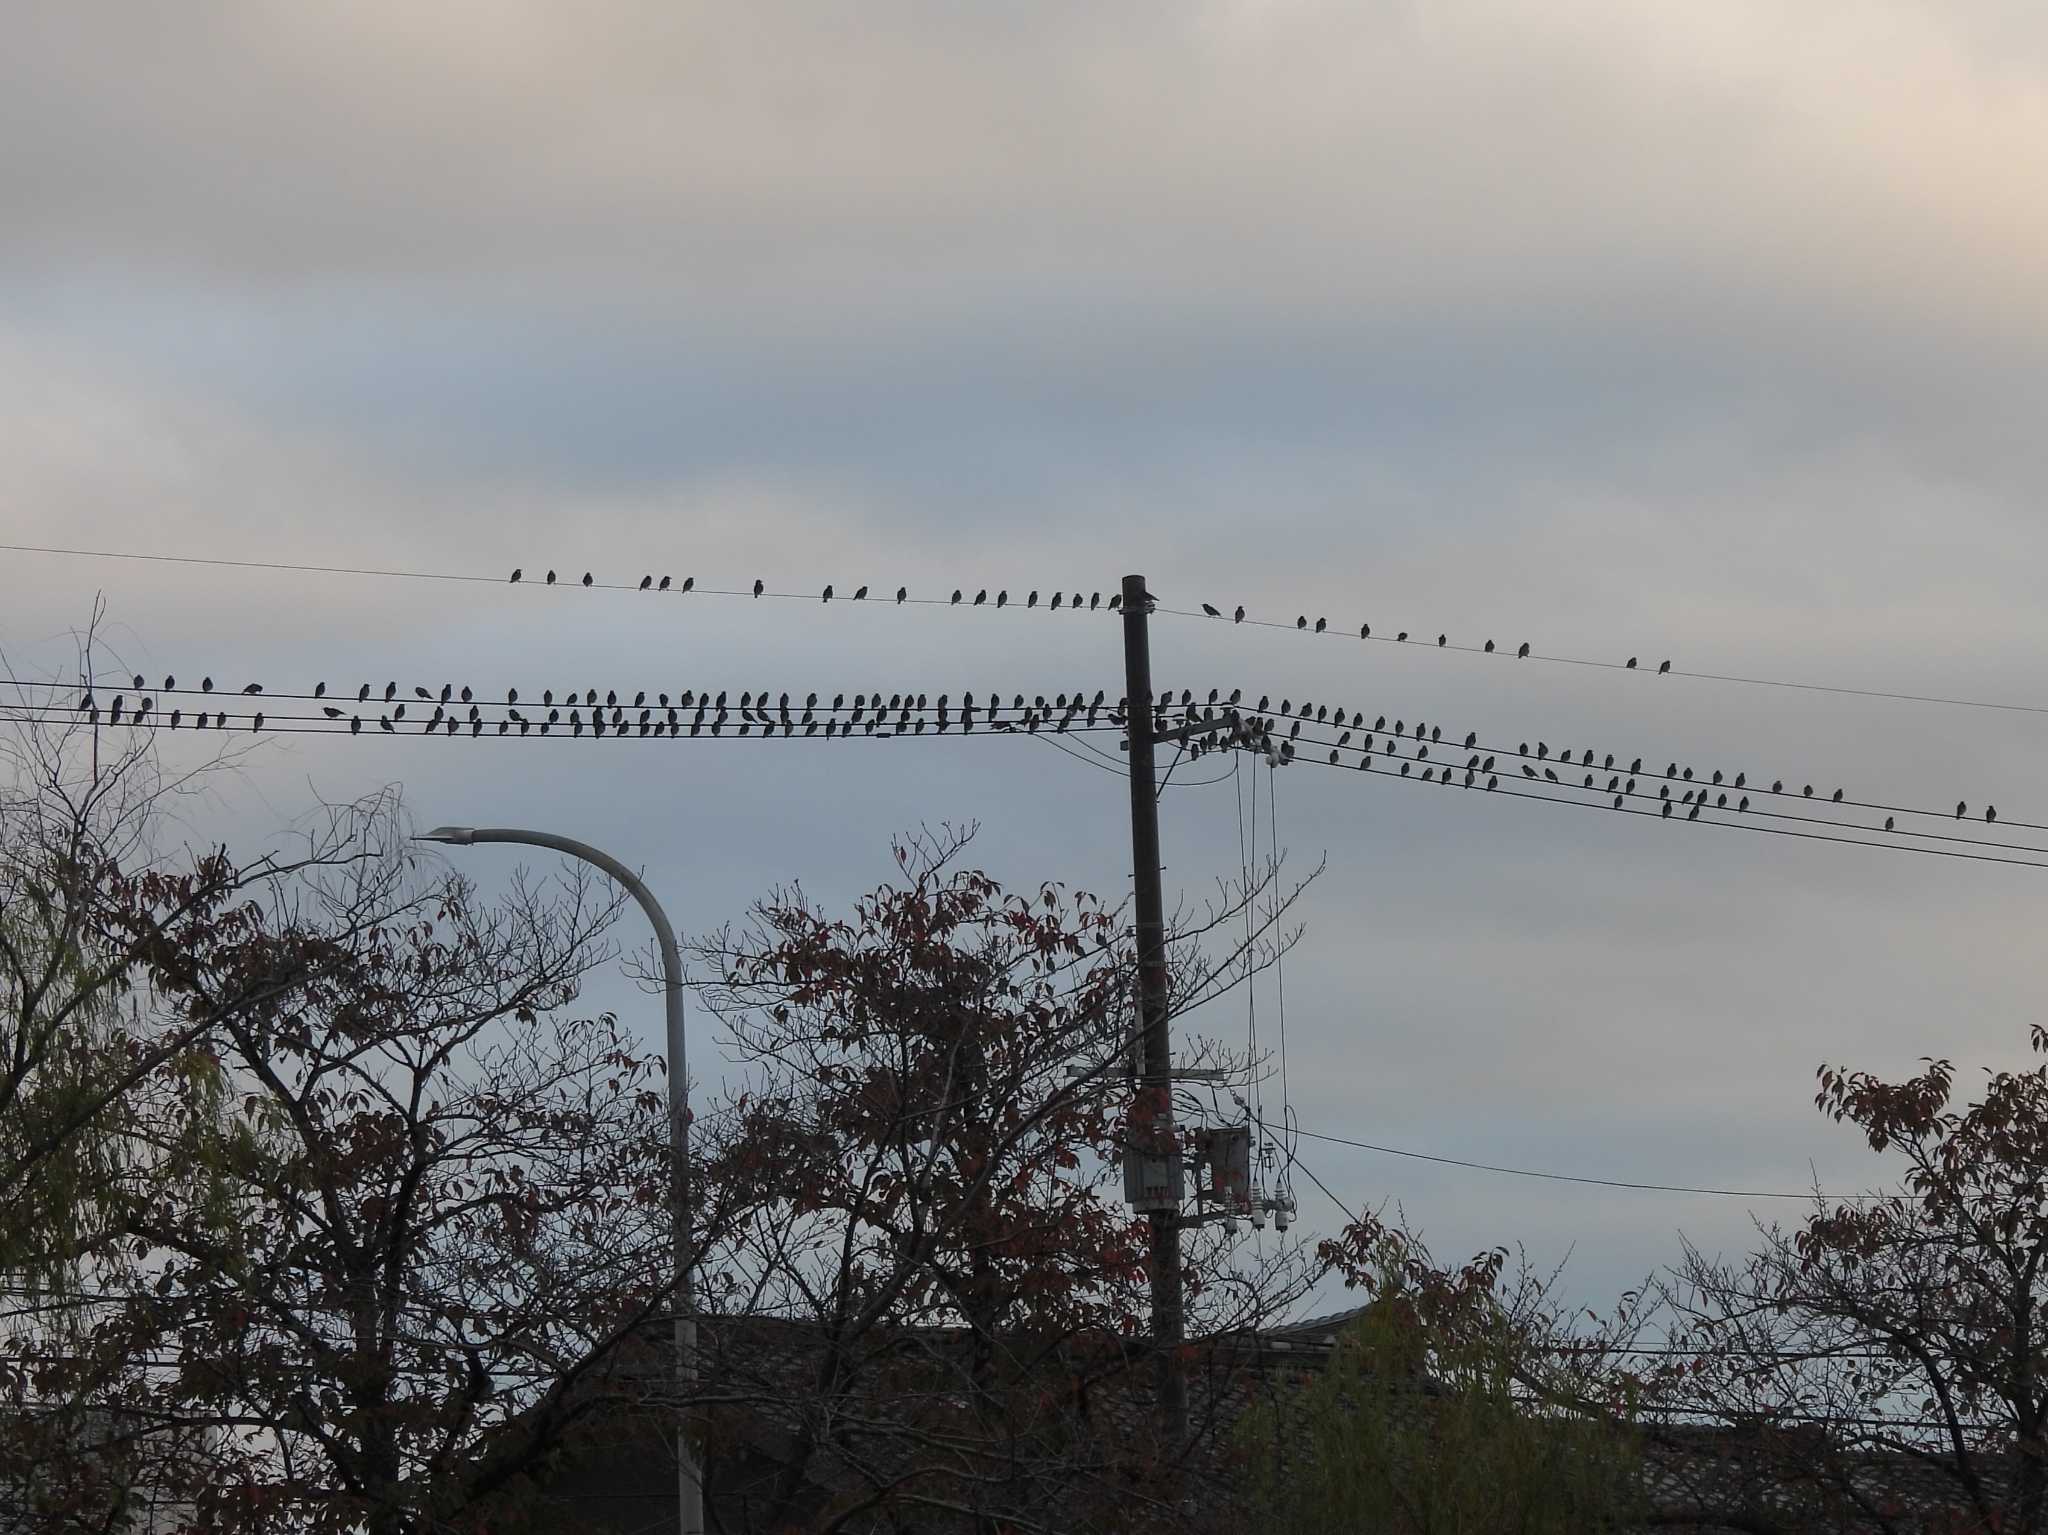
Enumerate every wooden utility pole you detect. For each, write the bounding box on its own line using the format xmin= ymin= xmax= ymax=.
xmin=1119 ymin=571 xmax=1187 ymax=1451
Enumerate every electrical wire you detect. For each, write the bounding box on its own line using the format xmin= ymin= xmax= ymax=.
xmin=10 ymin=540 xmax=2041 ymax=721
xmin=1154 ymin=602 xmax=2048 ymax=719
xmin=1268 ymin=744 xmax=2048 ymax=872
xmin=1285 ymin=1122 xmax=1875 ymax=1202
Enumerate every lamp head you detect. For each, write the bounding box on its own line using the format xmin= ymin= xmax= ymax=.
xmin=415 ymin=825 xmax=477 ymax=846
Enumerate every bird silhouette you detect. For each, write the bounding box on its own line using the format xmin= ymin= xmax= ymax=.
xmin=1885 ymin=816 xmax=1895 ymax=831
xmin=822 ymin=585 xmax=833 ymax=602
xmin=1027 ymin=591 xmax=1039 ymax=608
xmin=1437 ymin=634 xmax=1446 ymax=647
xmin=1396 ymin=631 xmax=1408 ymax=642
xmin=682 ymin=577 xmax=694 ymax=592
xmin=659 ymin=575 xmax=672 ymax=590
xmin=510 ymin=568 xmax=522 ymax=583
xmin=1109 ymin=595 xmax=1123 ymax=611
xmin=251 ymin=713 xmax=264 ymax=732
xmin=1987 ymin=806 xmax=1998 ymax=823
xmin=582 ymin=573 xmax=593 ymax=587
xmin=351 ymin=716 xmax=363 ymax=734
xmin=1360 ymin=623 xmax=1370 ymax=638
xmin=996 ymin=590 xmax=1008 ymax=608
xmin=313 ymin=682 xmax=325 ymax=698
xmin=1050 ymin=592 xmax=1064 ymax=610
xmin=1626 ymin=657 xmax=1637 ymax=669
xmin=1831 ymin=789 xmax=1844 ymax=803
xmin=897 ymin=587 xmax=908 ymax=604
xmin=1202 ymin=603 xmax=1220 ymax=618
xmin=385 ymin=682 xmax=398 ymax=701
xmin=546 ymin=570 xmax=557 ymax=584
xmin=854 ymin=585 xmax=868 ymax=600
xmin=974 ymin=590 xmax=987 ymax=606
xmin=322 ymin=707 xmax=343 ymax=719
xmin=1956 ymin=801 xmax=1967 ymax=818
xmin=1770 ymin=780 xmax=1783 ymax=795
xmin=1658 ymin=660 xmax=1671 ymax=674
xmin=639 ymin=575 xmax=653 ymax=590
xmin=357 ymin=684 xmax=370 ymax=702
xmin=1314 ymin=618 xmax=1327 ymax=633
xmin=1484 ymin=640 xmax=1495 ymax=653
xmin=242 ymin=683 xmax=262 ymax=695
xmin=754 ymin=579 xmax=765 ymax=598
xmin=1517 ymin=642 xmax=1530 ymax=659
xmin=202 ymin=677 xmax=214 ymax=692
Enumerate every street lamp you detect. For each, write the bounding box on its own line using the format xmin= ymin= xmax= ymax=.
xmin=414 ymin=826 xmax=702 ymax=1535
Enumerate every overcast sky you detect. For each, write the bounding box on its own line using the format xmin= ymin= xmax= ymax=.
xmin=6 ymin=1 xmax=2047 ymax=1318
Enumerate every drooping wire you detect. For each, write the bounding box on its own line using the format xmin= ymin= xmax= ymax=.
xmin=1234 ymin=754 xmax=1264 ymax=1212
xmin=12 ymin=539 xmax=2045 ymax=720
xmin=1265 ymin=756 xmax=1296 ymax=1210
xmin=1285 ymin=1122 xmax=1878 ymax=1202
xmin=1154 ymin=601 xmax=2048 ymax=718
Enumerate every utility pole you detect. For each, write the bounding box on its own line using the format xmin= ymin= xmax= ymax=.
xmin=1119 ymin=572 xmax=1187 ymax=1452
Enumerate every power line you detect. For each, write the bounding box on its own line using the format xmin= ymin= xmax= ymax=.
xmin=1269 ymin=744 xmax=2048 ymax=871
xmin=11 ymin=540 xmax=2043 ymax=721
xmin=1286 ymin=1122 xmax=1875 ymax=1202
xmin=1155 ymin=602 xmax=2048 ymax=719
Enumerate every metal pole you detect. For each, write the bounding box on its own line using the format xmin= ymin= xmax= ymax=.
xmin=1119 ymin=575 xmax=1187 ymax=1453
xmin=415 ymin=826 xmax=702 ymax=1535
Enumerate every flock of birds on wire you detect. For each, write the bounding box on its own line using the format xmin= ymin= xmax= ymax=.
xmin=33 ymin=674 xmax=2011 ymax=837
xmin=61 ymin=674 xmax=1135 ymax=740
xmin=499 ymin=569 xmax=1677 ymax=671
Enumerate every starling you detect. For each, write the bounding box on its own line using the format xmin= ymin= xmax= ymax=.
xmin=854 ymin=585 xmax=868 ymax=600
xmin=351 ymin=716 xmax=362 ymax=734
xmin=996 ymin=590 xmax=1008 ymax=608
xmin=439 ymin=684 xmax=452 ymax=703
xmin=322 ymin=707 xmax=342 ymax=719
xmin=1231 ymin=606 xmax=1245 ymax=623
xmin=510 ymin=568 xmax=522 ymax=583
xmin=1050 ymin=592 xmax=1063 ymax=610
xmin=1315 ymin=618 xmax=1327 ymax=633
xmin=1626 ymin=657 xmax=1637 ymax=669
xmin=1831 ymin=789 xmax=1844 ymax=803
xmin=1437 ymin=634 xmax=1446 ymax=647
xmin=974 ymin=589 xmax=987 ymax=606
xmin=659 ymin=575 xmax=672 ymax=590
xmin=251 ymin=713 xmax=264 ymax=732
xmin=822 ymin=585 xmax=833 ymax=602
xmin=242 ymin=683 xmax=262 ymax=695
xmin=1885 ymin=816 xmax=1895 ymax=831
xmin=1202 ymin=603 xmax=1220 ymax=618
xmin=358 ymin=684 xmax=370 ymax=702
xmin=385 ymin=682 xmax=398 ymax=701
xmin=1803 ymin=785 xmax=1814 ymax=798
xmin=582 ymin=572 xmax=593 ymax=587
xmin=313 ymin=681 xmax=325 ymax=698
xmin=1359 ymin=622 xmax=1369 ymax=638
xmin=1396 ymin=631 xmax=1408 ymax=642
xmin=1614 ymin=794 xmax=1624 ymax=809
xmin=1662 ymin=802 xmax=1672 ymax=819
xmin=682 ymin=577 xmax=694 ymax=592
xmin=1517 ymin=642 xmax=1530 ymax=659
xmin=1957 ymin=801 xmax=1967 ymax=818
xmin=1027 ymin=590 xmax=1039 ymax=608
xmin=1987 ymin=806 xmax=1998 ymax=823
xmin=952 ymin=590 xmax=963 ymax=605
xmin=546 ymin=570 xmax=557 ymax=584
xmin=897 ymin=587 xmax=908 ymax=604
xmin=1771 ymin=780 xmax=1783 ymax=795
xmin=1296 ymin=616 xmax=1307 ymax=630
xmin=1109 ymin=595 xmax=1123 ymax=611
xmin=1484 ymin=640 xmax=1495 ymax=653
xmin=1658 ymin=660 xmax=1671 ymax=674
xmin=754 ymin=579 xmax=765 ymax=598
xmin=415 ymin=687 xmax=430 ymax=700
xmin=639 ymin=575 xmax=653 ymax=590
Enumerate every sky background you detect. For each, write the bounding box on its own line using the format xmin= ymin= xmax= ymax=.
xmin=6 ymin=0 xmax=2048 ymax=1320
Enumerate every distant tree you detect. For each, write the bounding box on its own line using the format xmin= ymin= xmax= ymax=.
xmin=1663 ymin=1027 xmax=2048 ymax=1534
xmin=1237 ymin=1218 xmax=1645 ymax=1535
xmin=684 ymin=825 xmax=1325 ymax=1534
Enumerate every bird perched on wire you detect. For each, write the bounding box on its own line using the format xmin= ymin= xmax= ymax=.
xmin=897 ymin=587 xmax=907 ymax=604
xmin=1235 ymin=606 xmax=1247 ymax=623
xmin=639 ymin=575 xmax=653 ymax=590
xmin=1202 ymin=603 xmax=1220 ymax=618
xmin=1658 ymin=660 xmax=1671 ymax=673
xmin=754 ymin=579 xmax=765 ymax=598
xmin=853 ymin=585 xmax=867 ymax=600
xmin=582 ymin=572 xmax=593 ymax=587
xmin=1296 ymin=616 xmax=1307 ymax=630
xmin=545 ymin=570 xmax=557 ymax=584
xmin=1626 ymin=656 xmax=1637 ymax=668
xmin=1484 ymin=640 xmax=1495 ymax=653
xmin=1517 ymin=642 xmax=1530 ymax=659
xmin=659 ymin=575 xmax=672 ymax=590
xmin=822 ymin=585 xmax=833 ymax=602
xmin=510 ymin=568 xmax=522 ymax=583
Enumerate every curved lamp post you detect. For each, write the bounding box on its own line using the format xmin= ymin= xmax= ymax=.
xmin=415 ymin=826 xmax=701 ymax=1535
